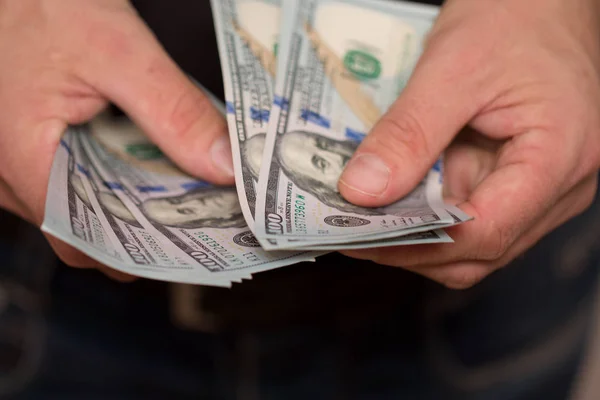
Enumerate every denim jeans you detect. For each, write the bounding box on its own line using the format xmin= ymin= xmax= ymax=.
xmin=1 ymin=184 xmax=599 ymax=400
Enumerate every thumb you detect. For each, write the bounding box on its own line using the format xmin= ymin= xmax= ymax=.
xmin=338 ymin=36 xmax=484 ymax=207
xmin=80 ymin=15 xmax=234 ymax=185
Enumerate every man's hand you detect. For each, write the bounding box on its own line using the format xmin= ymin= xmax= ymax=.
xmin=0 ymin=0 xmax=234 ymax=280
xmin=338 ymin=0 xmax=600 ymax=289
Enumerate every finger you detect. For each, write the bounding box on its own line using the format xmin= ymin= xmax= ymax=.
xmin=405 ymin=262 xmax=492 ymax=291
xmin=0 ymin=115 xmax=70 ymax=226
xmin=338 ymin=30 xmax=490 ymax=207
xmin=63 ymin=95 xmax=108 ymax=126
xmin=44 ymin=234 xmax=105 ymax=269
xmin=399 ymin=174 xmax=595 ymax=289
xmin=46 ymin=232 xmax=139 ymax=282
xmin=0 ymin=71 xmax=119 ymax=275
xmin=342 ymin=172 xmax=597 ymax=283
xmin=0 ymin=59 xmax=109 ymax=224
xmin=79 ymin=12 xmax=234 ymax=184
xmin=47 ymin=232 xmax=138 ymax=281
xmin=442 ymin=128 xmax=504 ymax=201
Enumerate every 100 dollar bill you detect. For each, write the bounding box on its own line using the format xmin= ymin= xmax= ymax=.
xmin=255 ymin=0 xmax=459 ymax=247
xmin=42 ymin=129 xmax=235 ymax=287
xmin=81 ymin=115 xmax=318 ymax=278
xmin=73 ymin=134 xmax=242 ymax=285
xmin=211 ymin=0 xmax=281 ymax=226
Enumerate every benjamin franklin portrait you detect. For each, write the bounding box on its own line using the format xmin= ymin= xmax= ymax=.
xmin=140 ymin=187 xmax=246 ymax=229
xmin=241 ymin=133 xmax=266 ymax=180
xmin=241 ymin=131 xmax=382 ymax=216
xmin=70 ymin=172 xmax=139 ymax=226
xmin=70 ymin=166 xmax=245 ymax=230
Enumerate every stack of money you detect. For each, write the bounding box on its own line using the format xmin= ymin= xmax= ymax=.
xmin=42 ymin=118 xmax=318 ymax=287
xmin=42 ymin=0 xmax=471 ymax=286
xmin=211 ymin=0 xmax=471 ymax=251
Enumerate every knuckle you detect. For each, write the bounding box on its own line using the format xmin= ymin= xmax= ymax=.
xmin=373 ymin=112 xmax=430 ymax=163
xmin=161 ymin=86 xmax=211 ymax=142
xmin=478 ymin=220 xmax=514 ymax=261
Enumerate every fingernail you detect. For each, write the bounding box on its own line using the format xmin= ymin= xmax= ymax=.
xmin=210 ymin=136 xmax=235 ymax=178
xmin=339 ymin=154 xmax=390 ymax=196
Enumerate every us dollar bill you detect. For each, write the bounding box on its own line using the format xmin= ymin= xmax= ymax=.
xmin=280 ymin=206 xmax=473 ymax=250
xmin=73 ymin=134 xmax=243 ymax=286
xmin=80 ymin=115 xmax=318 ymax=278
xmin=211 ymin=0 xmax=281 ymax=226
xmin=283 ymin=228 xmax=453 ymax=250
xmin=255 ymin=0 xmax=462 ymax=247
xmin=41 ymin=129 xmax=235 ymax=287
xmin=42 ymin=130 xmax=123 ymax=263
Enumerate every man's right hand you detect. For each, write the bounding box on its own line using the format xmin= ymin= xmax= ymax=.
xmin=0 ymin=0 xmax=234 ymax=280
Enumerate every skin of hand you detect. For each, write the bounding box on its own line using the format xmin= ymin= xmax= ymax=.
xmin=338 ymin=0 xmax=600 ymax=289
xmin=0 ymin=0 xmax=235 ymax=281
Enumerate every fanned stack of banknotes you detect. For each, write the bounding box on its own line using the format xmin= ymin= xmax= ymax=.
xmin=42 ymin=0 xmax=472 ymax=287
